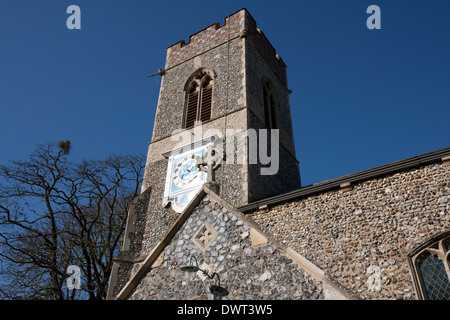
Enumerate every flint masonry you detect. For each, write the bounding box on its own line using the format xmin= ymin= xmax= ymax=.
xmin=106 ymin=8 xmax=450 ymax=300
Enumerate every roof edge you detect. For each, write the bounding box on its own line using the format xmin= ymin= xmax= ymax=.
xmin=238 ymin=146 xmax=450 ymax=213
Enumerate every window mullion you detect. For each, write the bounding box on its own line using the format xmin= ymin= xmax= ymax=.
xmin=196 ymin=83 xmax=203 ymax=124
xmin=439 ymin=239 xmax=450 ymax=280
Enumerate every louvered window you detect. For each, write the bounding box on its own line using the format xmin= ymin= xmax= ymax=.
xmin=199 ymin=84 xmax=212 ymax=122
xmin=185 ymin=90 xmax=199 ymax=129
xmin=184 ymin=72 xmax=213 ymax=129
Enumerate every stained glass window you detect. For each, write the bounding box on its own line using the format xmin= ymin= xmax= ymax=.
xmin=411 ymin=233 xmax=450 ymax=300
xmin=418 ymin=251 xmax=450 ymax=300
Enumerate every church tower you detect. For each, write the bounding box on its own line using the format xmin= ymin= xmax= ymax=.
xmin=142 ymin=8 xmax=300 ymax=210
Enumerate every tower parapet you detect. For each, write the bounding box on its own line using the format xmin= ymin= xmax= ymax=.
xmin=165 ymin=10 xmax=243 ymax=69
xmin=165 ymin=8 xmax=287 ymax=87
xmin=244 ymin=12 xmax=287 ymax=87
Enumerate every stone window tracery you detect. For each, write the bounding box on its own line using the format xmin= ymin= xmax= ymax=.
xmin=409 ymin=232 xmax=450 ymax=300
xmin=184 ymin=70 xmax=213 ymax=129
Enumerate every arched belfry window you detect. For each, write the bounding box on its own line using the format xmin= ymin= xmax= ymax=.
xmin=263 ymin=81 xmax=277 ymax=129
xmin=184 ymin=69 xmax=214 ymax=129
xmin=408 ymin=231 xmax=450 ymax=300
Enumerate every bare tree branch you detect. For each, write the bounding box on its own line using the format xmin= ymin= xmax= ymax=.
xmin=0 ymin=142 xmax=145 ymax=300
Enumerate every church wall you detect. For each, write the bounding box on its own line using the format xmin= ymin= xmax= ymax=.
xmin=129 ymin=195 xmax=325 ymax=300
xmin=247 ymin=161 xmax=450 ymax=300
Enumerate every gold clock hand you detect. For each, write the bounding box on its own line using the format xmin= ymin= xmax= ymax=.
xmin=180 ymin=164 xmax=195 ymax=179
xmin=186 ymin=164 xmax=196 ymax=173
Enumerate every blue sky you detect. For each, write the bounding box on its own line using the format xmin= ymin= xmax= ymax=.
xmin=1 ymin=0 xmax=449 ymax=186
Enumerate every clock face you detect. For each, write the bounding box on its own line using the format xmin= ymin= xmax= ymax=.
xmin=172 ymin=154 xmax=202 ymax=188
xmin=163 ymin=143 xmax=210 ymax=213
xmin=168 ymin=148 xmax=206 ymax=196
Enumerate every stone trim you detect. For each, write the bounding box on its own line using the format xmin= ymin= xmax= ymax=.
xmin=284 ymin=248 xmax=357 ymax=300
xmin=112 ymin=256 xmax=146 ymax=264
xmin=105 ymin=187 xmax=153 ymax=299
xmin=164 ymin=35 xmax=241 ymax=72
xmin=148 ymin=106 xmax=248 ymax=146
xmin=442 ymin=155 xmax=450 ymax=167
xmin=249 ymin=228 xmax=268 ymax=247
xmin=106 ymin=262 xmax=121 ymax=300
xmin=340 ymin=182 xmax=353 ymax=192
xmin=122 ymin=186 xmax=152 ymax=252
xmin=191 ymin=221 xmax=219 ymax=252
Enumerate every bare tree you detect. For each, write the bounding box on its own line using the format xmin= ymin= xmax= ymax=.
xmin=0 ymin=142 xmax=145 ymax=300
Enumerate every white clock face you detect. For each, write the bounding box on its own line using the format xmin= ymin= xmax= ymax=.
xmin=168 ymin=148 xmax=206 ymax=196
xmin=172 ymin=154 xmax=202 ymax=188
xmin=163 ymin=143 xmax=211 ymax=213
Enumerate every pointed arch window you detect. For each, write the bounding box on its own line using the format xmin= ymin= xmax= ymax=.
xmin=184 ymin=71 xmax=213 ymax=129
xmin=409 ymin=231 xmax=450 ymax=300
xmin=263 ymin=82 xmax=277 ymax=129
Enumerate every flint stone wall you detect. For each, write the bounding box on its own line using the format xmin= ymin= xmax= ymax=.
xmin=247 ymin=162 xmax=450 ymax=300
xmin=129 ymin=196 xmax=324 ymax=300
